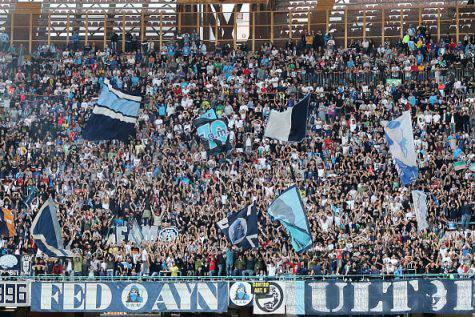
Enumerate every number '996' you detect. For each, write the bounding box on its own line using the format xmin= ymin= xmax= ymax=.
xmin=0 ymin=283 xmax=28 ymax=305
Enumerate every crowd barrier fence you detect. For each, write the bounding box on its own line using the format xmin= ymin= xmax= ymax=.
xmin=0 ymin=277 xmax=473 ymax=314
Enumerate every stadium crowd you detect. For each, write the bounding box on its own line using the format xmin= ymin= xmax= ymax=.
xmin=0 ymin=26 xmax=474 ymax=278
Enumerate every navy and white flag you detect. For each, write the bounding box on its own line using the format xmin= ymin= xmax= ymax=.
xmin=31 ymin=199 xmax=72 ymax=258
xmin=264 ymin=94 xmax=310 ymax=142
xmin=412 ymin=190 xmax=428 ymax=232
xmin=382 ymin=111 xmax=418 ymax=186
xmin=83 ymin=78 xmax=142 ymax=142
xmin=193 ymin=109 xmax=230 ymax=155
xmin=267 ymin=186 xmax=312 ymax=253
xmin=217 ymin=205 xmax=258 ymax=250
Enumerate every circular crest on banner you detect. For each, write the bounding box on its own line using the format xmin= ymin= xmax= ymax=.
xmin=121 ymin=283 xmax=148 ymax=311
xmin=229 ymin=282 xmax=253 ymax=306
xmin=254 ymin=282 xmax=284 ymax=313
xmin=158 ymin=227 xmax=179 ymax=242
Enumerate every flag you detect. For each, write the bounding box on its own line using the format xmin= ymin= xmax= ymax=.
xmin=454 ymin=160 xmax=467 ymax=171
xmin=267 ymin=186 xmax=312 ymax=253
xmin=83 ymin=78 xmax=142 ymax=142
xmin=0 ymin=208 xmax=15 ymax=237
xmin=193 ymin=109 xmax=230 ymax=155
xmin=264 ymin=94 xmax=310 ymax=142
xmin=217 ymin=205 xmax=258 ymax=250
xmin=382 ymin=111 xmax=419 ymax=186
xmin=412 ymin=190 xmax=428 ymax=232
xmin=31 ymin=199 xmax=72 ymax=257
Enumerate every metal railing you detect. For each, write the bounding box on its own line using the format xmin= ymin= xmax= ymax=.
xmin=1 ymin=273 xmax=473 ymax=282
xmin=302 ymin=68 xmax=474 ymax=86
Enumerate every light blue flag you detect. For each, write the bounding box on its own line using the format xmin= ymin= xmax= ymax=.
xmin=382 ymin=111 xmax=419 ymax=186
xmin=83 ymin=78 xmax=142 ymax=142
xmin=267 ymin=186 xmax=313 ymax=253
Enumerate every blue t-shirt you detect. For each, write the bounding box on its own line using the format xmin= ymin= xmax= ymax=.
xmin=131 ymin=76 xmax=139 ymax=86
xmin=158 ymin=104 xmax=167 ymax=117
xmin=167 ymin=45 xmax=175 ymax=57
xmin=226 ymin=249 xmax=233 ymax=265
xmin=183 ymin=45 xmax=190 ymax=57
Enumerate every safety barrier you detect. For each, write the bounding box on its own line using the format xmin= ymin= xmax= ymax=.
xmin=0 ymin=273 xmax=473 ymax=282
xmin=0 ymin=278 xmax=473 ymax=314
xmin=302 ymin=68 xmax=474 ymax=86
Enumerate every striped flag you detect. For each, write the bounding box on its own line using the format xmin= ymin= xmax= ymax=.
xmin=0 ymin=208 xmax=15 ymax=237
xmin=83 ymin=78 xmax=142 ymax=142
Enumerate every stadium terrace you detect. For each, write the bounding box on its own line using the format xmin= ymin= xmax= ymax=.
xmin=0 ymin=4 xmax=473 ymax=316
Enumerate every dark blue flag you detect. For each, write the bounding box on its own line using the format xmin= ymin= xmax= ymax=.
xmin=217 ymin=205 xmax=258 ymax=250
xmin=193 ymin=109 xmax=230 ymax=155
xmin=31 ymin=199 xmax=72 ymax=257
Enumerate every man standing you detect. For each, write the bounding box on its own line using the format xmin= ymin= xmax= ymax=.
xmin=225 ymin=245 xmax=234 ymax=276
xmin=460 ymin=198 xmax=472 ymax=231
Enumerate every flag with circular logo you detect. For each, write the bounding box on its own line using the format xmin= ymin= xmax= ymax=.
xmin=193 ymin=109 xmax=231 ymax=155
xmin=217 ymin=205 xmax=258 ymax=250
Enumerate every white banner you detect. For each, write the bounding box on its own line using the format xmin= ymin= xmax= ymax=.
xmin=412 ymin=190 xmax=428 ymax=232
xmin=0 ymin=282 xmax=30 ymax=307
xmin=253 ymin=281 xmax=286 ymax=315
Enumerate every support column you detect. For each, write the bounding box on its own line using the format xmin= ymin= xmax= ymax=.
xmin=325 ymin=9 xmax=329 ymax=34
xmin=29 ymin=13 xmax=32 ymax=53
xmin=362 ymin=10 xmax=366 ymax=40
xmin=271 ymin=11 xmax=274 ymax=43
xmin=344 ymin=8 xmax=348 ymax=49
xmin=307 ymin=10 xmax=311 ymax=33
xmin=47 ymin=13 xmax=51 ymax=46
xmin=203 ymin=4 xmax=209 ymax=44
xmin=122 ymin=14 xmax=126 ymax=52
xmin=252 ymin=11 xmax=255 ymax=51
xmin=10 ymin=13 xmax=13 ymax=46
xmin=159 ymin=11 xmax=163 ymax=49
xmin=418 ymin=7 xmax=422 ymax=27
xmin=103 ymin=14 xmax=107 ymax=49
xmin=233 ymin=7 xmax=237 ymax=49
xmin=214 ymin=9 xmax=218 ymax=47
xmin=400 ymin=10 xmax=403 ymax=39
xmin=287 ymin=11 xmax=291 ymax=39
xmin=66 ymin=14 xmax=70 ymax=45
xmin=455 ymin=5 xmax=459 ymax=43
xmin=437 ymin=8 xmax=440 ymax=42
xmin=140 ymin=10 xmax=145 ymax=43
xmin=85 ymin=13 xmax=89 ymax=46
xmin=196 ymin=9 xmax=200 ymax=35
xmin=178 ymin=12 xmax=182 ymax=34
xmin=381 ymin=8 xmax=385 ymax=45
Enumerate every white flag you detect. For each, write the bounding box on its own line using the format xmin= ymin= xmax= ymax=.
xmin=382 ymin=111 xmax=419 ymax=186
xmin=411 ymin=190 xmax=428 ymax=232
